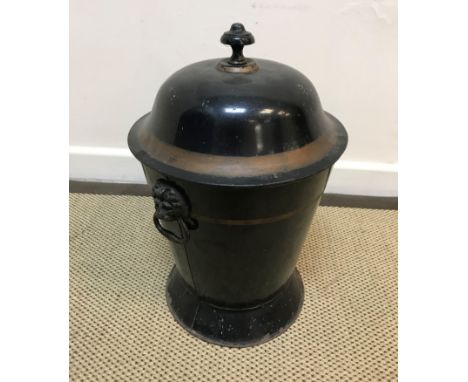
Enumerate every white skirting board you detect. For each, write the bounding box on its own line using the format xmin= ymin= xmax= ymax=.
xmin=69 ymin=146 xmax=397 ymax=197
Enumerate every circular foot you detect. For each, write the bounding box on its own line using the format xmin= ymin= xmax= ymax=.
xmin=166 ymin=267 xmax=304 ymax=348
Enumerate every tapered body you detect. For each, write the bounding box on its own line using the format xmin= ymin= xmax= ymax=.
xmin=128 ymin=23 xmax=347 ymax=346
xmin=143 ymin=166 xmax=330 ymax=307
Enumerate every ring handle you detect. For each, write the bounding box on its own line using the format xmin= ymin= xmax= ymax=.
xmin=151 ymin=179 xmax=193 ymax=244
xmin=153 ymin=214 xmax=190 ymax=244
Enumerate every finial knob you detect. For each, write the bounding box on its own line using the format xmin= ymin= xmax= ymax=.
xmin=220 ymin=23 xmax=255 ymax=66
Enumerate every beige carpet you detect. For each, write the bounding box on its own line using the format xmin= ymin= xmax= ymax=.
xmin=70 ymin=193 xmax=397 ymax=381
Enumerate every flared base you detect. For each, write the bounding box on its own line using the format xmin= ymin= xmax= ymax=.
xmin=166 ymin=267 xmax=304 ymax=348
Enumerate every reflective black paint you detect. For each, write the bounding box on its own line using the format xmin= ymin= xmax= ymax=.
xmin=143 ymin=166 xmax=330 ymax=307
xmin=147 ymin=58 xmax=327 ymax=157
xmin=128 ymin=22 xmax=348 ymax=347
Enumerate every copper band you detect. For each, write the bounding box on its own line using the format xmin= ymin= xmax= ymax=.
xmin=216 ymin=60 xmax=259 ymax=74
xmin=192 ymin=206 xmax=304 ymax=226
xmin=137 ymin=125 xmax=337 ymax=178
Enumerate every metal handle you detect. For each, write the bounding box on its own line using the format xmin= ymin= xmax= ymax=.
xmin=220 ymin=23 xmax=255 ymax=66
xmin=218 ymin=23 xmax=258 ymax=73
xmin=153 ymin=214 xmax=190 ymax=244
xmin=151 ymin=179 xmax=193 ymax=244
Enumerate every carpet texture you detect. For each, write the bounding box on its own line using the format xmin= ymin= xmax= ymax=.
xmin=70 ymin=193 xmax=397 ymax=381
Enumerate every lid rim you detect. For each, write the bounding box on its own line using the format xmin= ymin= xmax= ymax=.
xmin=128 ymin=112 xmax=348 ymax=187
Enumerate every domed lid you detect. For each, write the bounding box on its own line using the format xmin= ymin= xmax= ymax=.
xmin=128 ymin=23 xmax=347 ymax=186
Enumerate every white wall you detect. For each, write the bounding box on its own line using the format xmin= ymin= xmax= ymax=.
xmin=70 ymin=0 xmax=397 ymax=196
